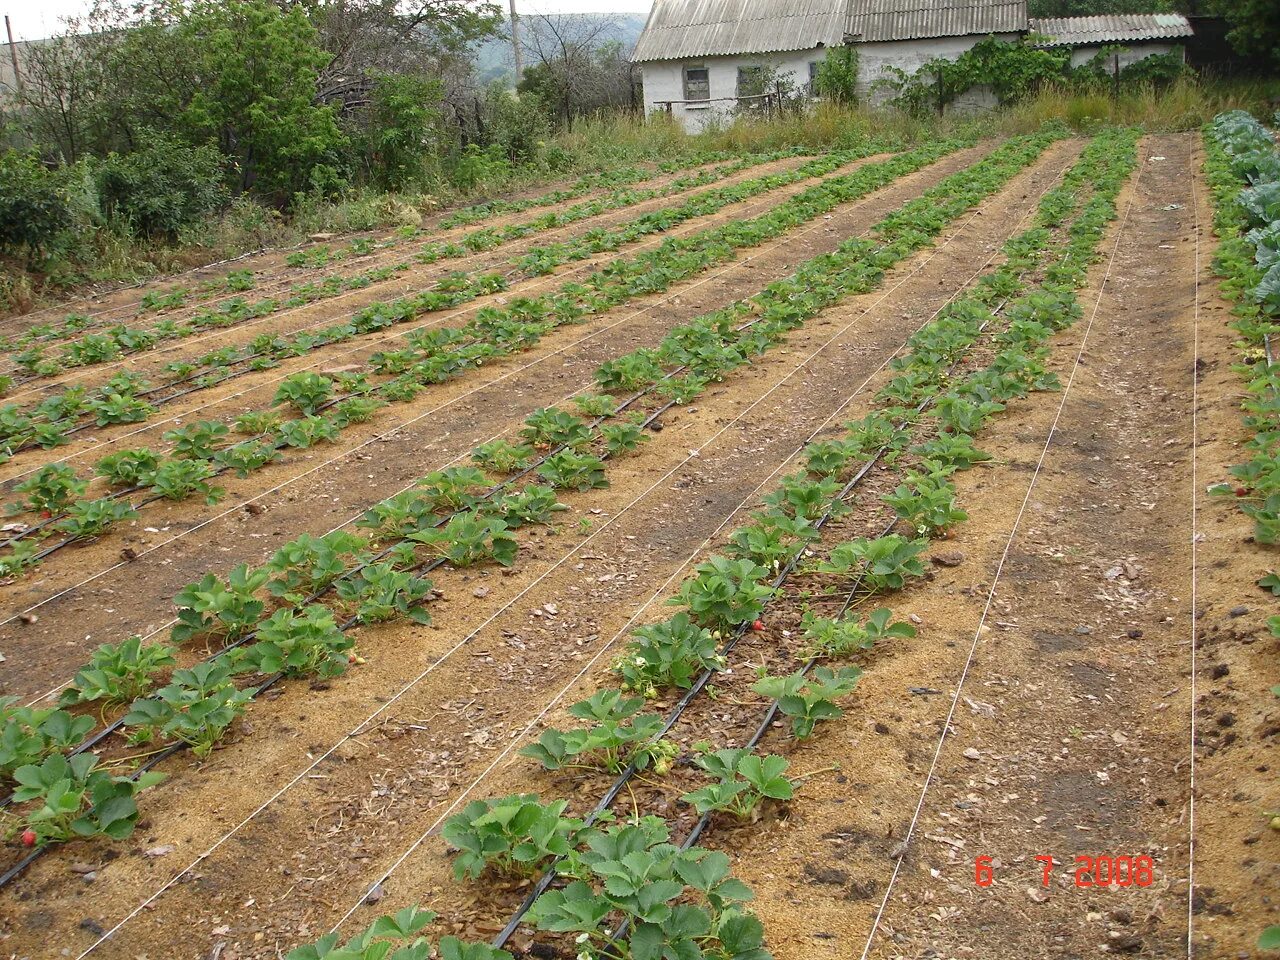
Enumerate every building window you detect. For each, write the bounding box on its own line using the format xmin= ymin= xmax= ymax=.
xmin=808 ymin=60 xmax=819 ymax=95
xmin=737 ymin=65 xmax=766 ymax=99
xmin=683 ymin=65 xmax=709 ymax=101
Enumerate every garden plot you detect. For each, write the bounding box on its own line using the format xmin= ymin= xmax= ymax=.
xmin=0 ymin=128 xmax=1273 ymax=960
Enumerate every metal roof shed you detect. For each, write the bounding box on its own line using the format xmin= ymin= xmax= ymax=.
xmin=1027 ymin=13 xmax=1193 ymax=48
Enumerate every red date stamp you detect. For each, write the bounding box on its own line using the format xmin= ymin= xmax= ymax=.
xmin=975 ymin=855 xmax=1155 ymax=888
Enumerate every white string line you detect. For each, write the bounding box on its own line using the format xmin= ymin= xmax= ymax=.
xmin=0 ymin=157 xmax=831 ymax=478
xmin=0 ymin=158 xmax=787 ymax=408
xmin=78 ymin=146 xmax=1043 ymax=957
xmin=2 ymin=159 xmax=714 ymax=333
xmin=1186 ymin=131 xmax=1200 ymax=960
xmin=2 ymin=155 xmax=911 ymax=630
xmin=18 ymin=152 xmax=957 ymax=705
xmin=857 ymin=142 xmax=1147 ymax=960
xmin=21 ymin=149 xmax=1040 ymax=712
xmin=323 ymin=147 xmax=1082 ymax=938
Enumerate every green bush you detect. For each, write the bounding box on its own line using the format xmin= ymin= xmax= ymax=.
xmin=96 ymin=134 xmax=229 ymax=239
xmin=0 ymin=151 xmax=72 ymax=257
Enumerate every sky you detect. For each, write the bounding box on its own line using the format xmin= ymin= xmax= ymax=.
xmin=2 ymin=0 xmax=651 ymax=41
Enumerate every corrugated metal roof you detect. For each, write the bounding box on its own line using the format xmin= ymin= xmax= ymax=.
xmin=1028 ymin=14 xmax=1192 ymax=48
xmin=632 ymin=0 xmax=852 ymax=62
xmin=845 ymin=0 xmax=1026 ymax=43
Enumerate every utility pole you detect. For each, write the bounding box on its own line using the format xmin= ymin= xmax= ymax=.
xmin=508 ymin=0 xmax=523 ymax=84
xmin=5 ymin=16 xmax=22 ymax=97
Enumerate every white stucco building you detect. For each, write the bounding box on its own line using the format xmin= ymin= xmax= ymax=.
xmin=630 ymin=0 xmax=1194 ymax=131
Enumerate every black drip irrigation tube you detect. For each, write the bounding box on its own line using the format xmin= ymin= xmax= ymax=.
xmin=489 ymin=288 xmax=1030 ymax=949
xmin=0 ymin=356 xmax=707 ymax=889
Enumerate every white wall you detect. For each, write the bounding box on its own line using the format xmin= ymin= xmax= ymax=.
xmin=639 ymin=33 xmax=1018 ymax=131
xmin=1065 ymin=41 xmax=1179 ymax=69
xmin=640 ymin=50 xmax=823 ymax=132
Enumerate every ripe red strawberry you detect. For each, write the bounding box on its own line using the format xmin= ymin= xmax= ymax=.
xmin=1236 ymin=487 xmax=1248 ymax=497
xmin=752 ymin=619 xmax=765 ymax=632
xmin=20 ymin=829 xmax=36 ymax=847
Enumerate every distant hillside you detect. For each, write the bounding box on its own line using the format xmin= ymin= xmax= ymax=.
xmin=473 ymin=12 xmax=649 ymax=85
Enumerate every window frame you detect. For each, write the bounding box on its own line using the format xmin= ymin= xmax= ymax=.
xmin=736 ymin=64 xmax=766 ymax=100
xmin=682 ymin=64 xmax=710 ymax=103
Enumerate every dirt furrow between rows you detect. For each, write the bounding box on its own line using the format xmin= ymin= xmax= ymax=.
xmin=3 ymin=141 xmax=1084 ymax=960
xmin=0 ymin=147 xmax=1005 ymax=683
xmin=676 ymin=135 xmax=1199 ymax=960
xmin=0 ymin=154 xmax=819 ymax=421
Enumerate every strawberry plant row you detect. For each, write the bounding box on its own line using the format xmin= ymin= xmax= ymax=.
xmin=0 ymin=132 xmax=1063 ymax=880
xmin=0 ymin=153 xmax=791 ymax=387
xmin=403 ymin=130 xmax=1138 ymax=960
xmin=0 ymin=152 xmax=745 ymax=358
xmin=0 ymin=142 xmax=969 ymax=559
xmin=0 ymin=146 xmax=891 ymax=457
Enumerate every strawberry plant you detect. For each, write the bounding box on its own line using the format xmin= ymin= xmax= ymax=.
xmin=0 ymin=541 xmax=41 ymax=578
xmin=214 ymin=440 xmax=283 ymax=478
xmin=172 ymin=563 xmax=270 ymax=645
xmin=752 ymin=665 xmax=862 ymax=739
xmin=410 ymin=512 xmax=518 ymax=567
xmin=804 ymin=438 xmax=861 ymax=478
xmin=596 ymin=350 xmax=664 ymax=391
xmin=668 ymin=556 xmax=774 ymax=634
xmin=60 ymin=636 xmax=177 ymax=708
xmin=122 ymin=662 xmax=255 ymax=758
xmin=572 ymin=393 xmax=618 ymax=418
xmin=0 ymin=700 xmax=95 ymax=778
xmin=149 ymin=458 xmax=224 ymax=504
xmin=275 ymin=415 xmax=340 ymax=449
xmin=537 ymin=449 xmax=608 ymax=491
xmin=726 ymin=510 xmax=818 ymax=572
xmin=54 ymin=497 xmax=138 ymax=540
xmin=472 ymin=439 xmax=534 ymax=474
xmin=816 ymin=535 xmax=927 ymax=594
xmin=96 ymin=448 xmax=161 ymax=487
xmin=273 ymin=372 xmax=335 ymax=415
xmin=7 ymin=464 xmax=87 ymax=515
xmin=162 ymin=420 xmax=230 ymax=459
xmin=442 ymin=794 xmax=586 ymax=881
xmin=85 ymin=391 xmax=154 ymax=426
xmin=265 ymin=530 xmax=368 ymax=601
xmin=234 ymin=410 xmax=282 ymax=435
xmin=235 ymin=605 xmax=353 ymax=678
xmin=285 ymin=906 xmax=511 ymax=960
xmin=61 ymin=334 xmax=122 ymax=367
xmin=909 ymin=433 xmax=992 ymax=470
xmin=520 ymin=407 xmax=593 ymax=450
xmin=331 ymin=396 xmax=387 ymax=426
xmin=488 ymin=485 xmax=567 ymax=528
xmin=680 ymin=746 xmax=794 ymax=819
xmin=416 ymin=467 xmax=491 ymax=512
xmin=358 ymin=490 xmax=437 ymax=539
xmin=933 ymin=393 xmax=1005 ymax=436
xmin=8 ymin=753 xmax=164 ymax=844
xmin=882 ymin=471 xmax=968 ymax=537
xmin=614 ymin=613 xmax=724 ymax=697
xmin=531 ymin=817 xmax=768 ymax=960
xmin=335 ymin=561 xmax=433 ymax=625
xmin=760 ymin=473 xmax=845 ymax=522
xmin=601 ymin=420 xmax=649 ymax=457
xmin=798 ymin=608 xmax=916 ymax=659
xmin=519 ymin=690 xmax=669 ymax=774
